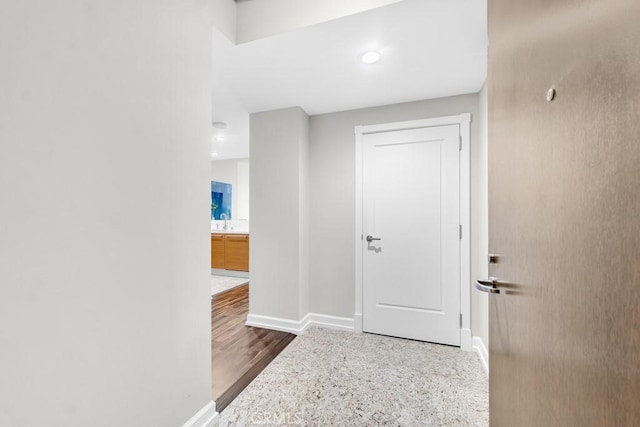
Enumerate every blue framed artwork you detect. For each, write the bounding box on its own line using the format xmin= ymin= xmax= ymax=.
xmin=211 ymin=181 xmax=232 ymax=220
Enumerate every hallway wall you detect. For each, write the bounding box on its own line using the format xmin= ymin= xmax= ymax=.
xmin=308 ymin=93 xmax=487 ymax=340
xmin=0 ymin=2 xmax=213 ymax=426
xmin=472 ymin=84 xmax=489 ymax=348
xmin=247 ymin=93 xmax=489 ymax=346
xmin=249 ymin=107 xmax=310 ymax=322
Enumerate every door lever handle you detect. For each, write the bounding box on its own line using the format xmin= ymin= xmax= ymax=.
xmin=366 ymin=235 xmax=381 ymax=242
xmin=475 ymin=278 xmax=500 ymax=294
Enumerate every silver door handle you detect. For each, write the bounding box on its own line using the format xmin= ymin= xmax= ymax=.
xmin=475 ymin=278 xmax=500 ymax=294
xmin=366 ymin=235 xmax=381 ymax=242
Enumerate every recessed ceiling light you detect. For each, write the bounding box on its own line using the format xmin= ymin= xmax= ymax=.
xmin=211 ymin=152 xmax=219 ymax=157
xmin=361 ymin=51 xmax=381 ymax=64
xmin=212 ymin=122 xmax=227 ymax=130
xmin=215 ymin=135 xmax=225 ymax=142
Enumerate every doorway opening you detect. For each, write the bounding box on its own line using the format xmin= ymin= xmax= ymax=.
xmin=209 ymin=158 xmax=296 ymax=412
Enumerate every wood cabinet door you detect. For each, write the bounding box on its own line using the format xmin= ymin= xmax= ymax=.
xmin=224 ymin=234 xmax=249 ymax=271
xmin=211 ymin=234 xmax=225 ymax=269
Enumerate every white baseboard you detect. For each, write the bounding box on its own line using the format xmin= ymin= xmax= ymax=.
xmin=246 ymin=313 xmax=354 ymax=335
xmin=182 ymin=401 xmax=218 ymax=427
xmin=460 ymin=328 xmax=473 ymax=351
xmin=354 ymin=313 xmax=363 ymax=333
xmin=302 ymin=313 xmax=355 ymax=333
xmin=246 ymin=314 xmax=307 ymax=335
xmin=472 ymin=336 xmax=489 ymax=375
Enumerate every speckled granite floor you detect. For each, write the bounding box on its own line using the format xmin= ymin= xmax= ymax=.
xmin=218 ymin=327 xmax=488 ymax=426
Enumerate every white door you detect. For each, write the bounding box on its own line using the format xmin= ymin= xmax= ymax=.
xmin=362 ymin=124 xmax=461 ymax=345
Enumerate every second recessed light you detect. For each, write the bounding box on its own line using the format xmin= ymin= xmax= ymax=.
xmin=362 ymin=51 xmax=381 ymax=64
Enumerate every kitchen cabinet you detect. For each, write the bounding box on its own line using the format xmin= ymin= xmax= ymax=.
xmin=211 ymin=233 xmax=249 ymax=272
xmin=211 ymin=233 xmax=225 ymax=269
xmin=224 ymin=234 xmax=249 ymax=271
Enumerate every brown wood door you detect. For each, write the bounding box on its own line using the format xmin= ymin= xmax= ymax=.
xmin=488 ymin=1 xmax=640 ymax=425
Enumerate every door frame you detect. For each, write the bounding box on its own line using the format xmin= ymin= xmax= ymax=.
xmin=354 ymin=113 xmax=472 ymax=350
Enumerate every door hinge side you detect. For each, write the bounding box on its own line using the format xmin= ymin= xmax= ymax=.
xmin=459 ymin=135 xmax=462 ymax=151
xmin=459 ymin=224 xmax=462 ymax=240
xmin=460 ymin=313 xmax=462 ymax=328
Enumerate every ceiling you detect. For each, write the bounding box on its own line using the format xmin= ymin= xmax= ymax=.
xmin=211 ymin=0 xmax=487 ymax=159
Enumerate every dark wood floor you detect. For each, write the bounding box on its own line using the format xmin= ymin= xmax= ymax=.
xmin=211 ymin=284 xmax=296 ymax=412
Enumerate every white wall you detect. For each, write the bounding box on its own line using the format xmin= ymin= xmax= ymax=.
xmin=298 ymin=108 xmax=311 ymax=319
xmin=211 ymin=0 xmax=237 ymax=43
xmin=211 ymin=158 xmax=250 ymax=224
xmin=235 ymin=0 xmax=402 ymax=43
xmin=308 ymin=94 xmax=488 ymax=339
xmin=237 ymin=160 xmax=250 ymax=221
xmin=249 ymin=107 xmax=309 ymax=321
xmin=0 ymin=2 xmax=213 ymax=426
xmin=472 ymin=84 xmax=489 ymax=347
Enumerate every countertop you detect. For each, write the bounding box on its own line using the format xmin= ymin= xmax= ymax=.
xmin=211 ymin=230 xmax=250 ymax=235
